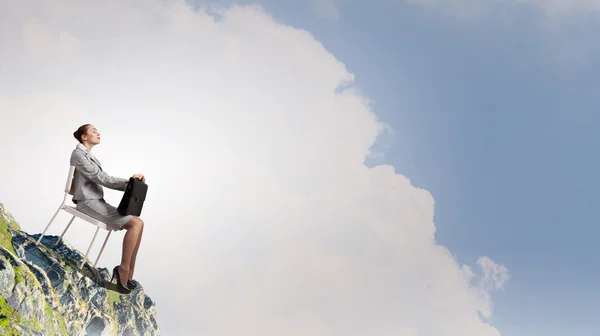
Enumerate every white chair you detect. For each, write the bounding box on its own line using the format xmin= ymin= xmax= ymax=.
xmin=36 ymin=166 xmax=113 ymax=270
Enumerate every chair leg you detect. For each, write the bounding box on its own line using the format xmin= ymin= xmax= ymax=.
xmin=55 ymin=215 xmax=76 ymax=247
xmin=37 ymin=205 xmax=63 ymax=245
xmin=94 ymin=230 xmax=112 ymax=267
xmin=80 ymin=227 xmax=100 ymax=270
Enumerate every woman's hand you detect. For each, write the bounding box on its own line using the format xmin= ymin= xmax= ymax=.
xmin=132 ymin=173 xmax=146 ymax=183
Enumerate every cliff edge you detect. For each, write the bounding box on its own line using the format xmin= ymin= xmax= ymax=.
xmin=0 ymin=203 xmax=160 ymax=336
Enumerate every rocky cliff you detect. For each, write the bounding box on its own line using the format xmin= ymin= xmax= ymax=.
xmin=0 ymin=203 xmax=160 ymax=336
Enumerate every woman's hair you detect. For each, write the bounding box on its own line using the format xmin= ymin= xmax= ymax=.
xmin=73 ymin=124 xmax=91 ymax=143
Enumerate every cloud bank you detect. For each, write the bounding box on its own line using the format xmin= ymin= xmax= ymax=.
xmin=0 ymin=0 xmax=508 ymax=335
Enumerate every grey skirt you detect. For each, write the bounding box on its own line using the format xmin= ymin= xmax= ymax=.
xmin=75 ymin=198 xmax=132 ymax=231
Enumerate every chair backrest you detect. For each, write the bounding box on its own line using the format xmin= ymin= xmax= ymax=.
xmin=65 ymin=166 xmax=76 ymax=194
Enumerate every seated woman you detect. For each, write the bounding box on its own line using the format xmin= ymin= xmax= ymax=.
xmin=70 ymin=124 xmax=145 ymax=294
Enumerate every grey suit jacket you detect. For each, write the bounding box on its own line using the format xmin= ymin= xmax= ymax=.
xmin=69 ymin=143 xmax=128 ymax=202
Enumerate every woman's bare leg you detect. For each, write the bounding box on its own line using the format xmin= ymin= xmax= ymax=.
xmin=118 ymin=217 xmax=143 ymax=287
xmin=128 ymin=219 xmax=144 ymax=281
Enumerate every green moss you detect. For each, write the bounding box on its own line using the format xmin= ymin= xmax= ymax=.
xmin=107 ymin=291 xmax=121 ymax=308
xmin=107 ymin=291 xmax=122 ymax=336
xmin=0 ymin=216 xmax=16 ymax=256
xmin=112 ymin=318 xmax=119 ymax=336
xmin=37 ymin=301 xmax=68 ymax=336
xmin=59 ymin=317 xmax=68 ymax=335
xmin=49 ymin=301 xmax=68 ymax=336
xmin=44 ymin=302 xmax=52 ymax=317
xmin=0 ymin=203 xmax=21 ymax=257
xmin=0 ymin=295 xmax=27 ymax=334
xmin=45 ymin=290 xmax=68 ymax=335
xmin=14 ymin=266 xmax=24 ymax=283
xmin=29 ymin=316 xmax=43 ymax=333
xmin=0 ymin=280 xmax=44 ymax=334
xmin=0 ymin=204 xmax=21 ymax=230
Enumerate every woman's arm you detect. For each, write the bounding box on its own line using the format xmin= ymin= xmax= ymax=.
xmin=70 ymin=151 xmax=128 ymax=191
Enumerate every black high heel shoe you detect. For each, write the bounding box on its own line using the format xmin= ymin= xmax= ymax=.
xmin=111 ymin=266 xmax=131 ymax=294
xmin=127 ymin=280 xmax=137 ymax=290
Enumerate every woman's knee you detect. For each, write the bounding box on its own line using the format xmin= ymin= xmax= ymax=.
xmin=132 ymin=217 xmax=144 ymax=230
xmin=124 ymin=217 xmax=143 ymax=230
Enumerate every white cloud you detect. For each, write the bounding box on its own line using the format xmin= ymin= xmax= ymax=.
xmin=0 ymin=0 xmax=508 ymax=335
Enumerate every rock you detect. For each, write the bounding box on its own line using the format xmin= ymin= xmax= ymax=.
xmin=0 ymin=203 xmax=161 ymax=336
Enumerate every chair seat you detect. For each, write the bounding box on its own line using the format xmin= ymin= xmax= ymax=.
xmin=62 ymin=205 xmax=110 ymax=231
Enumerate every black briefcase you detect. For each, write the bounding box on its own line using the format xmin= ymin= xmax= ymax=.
xmin=117 ymin=177 xmax=148 ymax=216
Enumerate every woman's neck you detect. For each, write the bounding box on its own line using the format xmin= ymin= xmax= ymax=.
xmin=83 ymin=143 xmax=94 ymax=152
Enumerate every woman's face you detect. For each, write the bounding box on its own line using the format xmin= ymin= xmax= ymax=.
xmin=83 ymin=125 xmax=101 ymax=144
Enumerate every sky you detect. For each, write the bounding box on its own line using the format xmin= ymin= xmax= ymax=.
xmin=1 ymin=0 xmax=599 ymax=335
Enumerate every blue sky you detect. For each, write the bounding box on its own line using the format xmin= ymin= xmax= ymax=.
xmin=187 ymin=0 xmax=600 ymax=334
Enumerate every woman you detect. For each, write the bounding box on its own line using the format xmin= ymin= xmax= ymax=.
xmin=70 ymin=124 xmax=145 ymax=294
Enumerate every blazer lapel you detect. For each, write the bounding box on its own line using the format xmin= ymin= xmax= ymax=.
xmin=89 ymin=155 xmax=103 ymax=171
